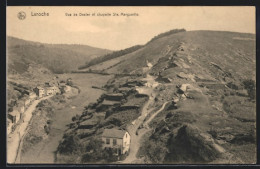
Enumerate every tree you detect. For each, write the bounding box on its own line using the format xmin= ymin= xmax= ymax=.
xmin=81 ymin=137 xmax=104 ymax=162
xmin=57 ymin=135 xmax=81 ymax=155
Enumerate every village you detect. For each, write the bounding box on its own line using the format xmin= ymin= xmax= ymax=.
xmin=7 ymin=78 xmax=74 ymax=136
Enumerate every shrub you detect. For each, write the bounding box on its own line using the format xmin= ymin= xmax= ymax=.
xmin=57 ymin=135 xmax=81 ymax=155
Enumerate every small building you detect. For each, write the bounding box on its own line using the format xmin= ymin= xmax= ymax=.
xmin=8 ymin=110 xmax=20 ymax=124
xmin=34 ymin=87 xmax=45 ymax=97
xmin=102 ymin=129 xmax=131 ymax=155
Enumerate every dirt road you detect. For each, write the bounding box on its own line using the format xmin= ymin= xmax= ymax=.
xmin=7 ymin=95 xmax=52 ymax=164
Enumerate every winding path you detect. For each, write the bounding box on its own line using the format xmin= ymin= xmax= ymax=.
xmin=119 ymin=74 xmax=170 ymax=164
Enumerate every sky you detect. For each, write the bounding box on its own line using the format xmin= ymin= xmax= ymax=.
xmin=7 ymin=6 xmax=255 ymax=50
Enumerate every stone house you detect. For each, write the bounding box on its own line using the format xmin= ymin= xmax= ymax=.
xmin=102 ymin=129 xmax=131 ymax=155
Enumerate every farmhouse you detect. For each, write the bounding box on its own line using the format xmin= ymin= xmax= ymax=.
xmin=102 ymin=129 xmax=130 ymax=155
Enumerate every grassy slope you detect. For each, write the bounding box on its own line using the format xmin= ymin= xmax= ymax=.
xmin=7 ymin=36 xmax=111 ymax=74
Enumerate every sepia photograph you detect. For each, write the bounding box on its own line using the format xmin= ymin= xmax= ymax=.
xmin=6 ymin=6 xmax=256 ymax=164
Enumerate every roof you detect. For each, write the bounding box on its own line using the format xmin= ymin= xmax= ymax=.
xmin=102 ymin=129 xmax=127 ymax=139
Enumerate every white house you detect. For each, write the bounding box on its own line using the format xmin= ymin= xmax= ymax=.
xmin=101 ymin=129 xmax=130 ymax=155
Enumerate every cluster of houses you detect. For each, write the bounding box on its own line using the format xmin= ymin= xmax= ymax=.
xmin=7 ymin=82 xmax=60 ymax=135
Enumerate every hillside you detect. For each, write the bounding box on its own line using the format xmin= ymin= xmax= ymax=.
xmin=86 ymin=31 xmax=255 ymax=79
xmin=56 ymin=30 xmax=256 ymax=164
xmin=7 ymin=36 xmax=111 ymax=74
xmin=78 ymin=45 xmax=143 ymax=70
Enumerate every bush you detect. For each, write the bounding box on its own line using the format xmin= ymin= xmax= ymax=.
xmin=57 ymin=135 xmax=81 ymax=155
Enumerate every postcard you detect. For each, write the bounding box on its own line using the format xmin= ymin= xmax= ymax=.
xmin=6 ymin=6 xmax=256 ymax=164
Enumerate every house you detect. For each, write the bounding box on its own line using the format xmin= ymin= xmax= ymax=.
xmin=34 ymin=86 xmax=45 ymax=97
xmin=8 ymin=110 xmax=20 ymax=124
xmin=102 ymin=129 xmax=130 ymax=155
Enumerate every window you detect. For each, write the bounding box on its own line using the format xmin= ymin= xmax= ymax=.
xmin=113 ymin=139 xmax=117 ymax=145
xmin=106 ymin=138 xmax=110 ymax=144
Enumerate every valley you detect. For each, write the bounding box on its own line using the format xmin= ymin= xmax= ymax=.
xmin=7 ymin=29 xmax=256 ymax=164
xmin=18 ymin=73 xmax=112 ymax=163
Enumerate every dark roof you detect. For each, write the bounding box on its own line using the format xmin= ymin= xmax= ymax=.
xmin=102 ymin=129 xmax=127 ymax=138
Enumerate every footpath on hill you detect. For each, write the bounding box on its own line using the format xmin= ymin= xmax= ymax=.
xmin=118 ymin=73 xmax=169 ymax=164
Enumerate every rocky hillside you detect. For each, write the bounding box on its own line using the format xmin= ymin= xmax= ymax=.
xmin=7 ymin=36 xmax=111 ymax=74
